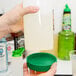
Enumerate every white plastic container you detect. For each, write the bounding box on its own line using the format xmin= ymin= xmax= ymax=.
xmin=7 ymin=40 xmax=14 ymax=64
xmin=11 ymin=57 xmax=23 ymax=76
xmin=0 ymin=38 xmax=8 ymax=72
xmin=23 ymin=0 xmax=54 ymax=56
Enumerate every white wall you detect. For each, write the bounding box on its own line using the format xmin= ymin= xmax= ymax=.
xmin=0 ymin=0 xmax=22 ymax=12
xmin=0 ymin=0 xmax=76 ymax=33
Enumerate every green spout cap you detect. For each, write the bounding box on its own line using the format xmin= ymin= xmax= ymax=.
xmin=12 ymin=47 xmax=25 ymax=57
xmin=64 ymin=4 xmax=71 ymax=12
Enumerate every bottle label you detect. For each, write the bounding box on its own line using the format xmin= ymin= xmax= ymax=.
xmin=63 ymin=14 xmax=71 ymax=31
xmin=0 ymin=43 xmax=7 ymax=71
xmin=18 ymin=38 xmax=25 ymax=48
xmin=7 ymin=40 xmax=14 ymax=62
xmin=14 ymin=35 xmax=24 ymax=50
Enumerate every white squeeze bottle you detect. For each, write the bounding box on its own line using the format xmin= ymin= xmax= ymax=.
xmin=23 ymin=0 xmax=54 ymax=56
xmin=0 ymin=38 xmax=8 ymax=72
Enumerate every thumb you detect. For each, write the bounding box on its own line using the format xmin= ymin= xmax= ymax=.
xmin=47 ymin=62 xmax=57 ymax=76
xmin=23 ymin=63 xmax=29 ymax=76
xmin=18 ymin=3 xmax=39 ymax=16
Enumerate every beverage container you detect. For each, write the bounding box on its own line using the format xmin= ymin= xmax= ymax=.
xmin=26 ymin=53 xmax=57 ymax=75
xmin=11 ymin=31 xmax=25 ymax=50
xmin=51 ymin=10 xmax=58 ymax=57
xmin=23 ymin=0 xmax=54 ymax=56
xmin=0 ymin=38 xmax=8 ymax=72
xmin=11 ymin=47 xmax=25 ymax=76
xmin=41 ymin=10 xmax=58 ymax=57
xmin=5 ymin=33 xmax=14 ymax=65
xmin=7 ymin=40 xmax=14 ymax=65
xmin=53 ymin=33 xmax=58 ymax=57
xmin=58 ymin=4 xmax=75 ymax=60
xmin=74 ymin=34 xmax=76 ymax=50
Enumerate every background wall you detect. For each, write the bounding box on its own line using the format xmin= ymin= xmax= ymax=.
xmin=0 ymin=0 xmax=76 ymax=33
xmin=0 ymin=0 xmax=22 ymax=12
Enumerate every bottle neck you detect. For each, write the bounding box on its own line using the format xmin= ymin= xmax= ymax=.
xmin=62 ymin=24 xmax=71 ymax=32
xmin=62 ymin=29 xmax=71 ymax=32
xmin=62 ymin=12 xmax=71 ymax=32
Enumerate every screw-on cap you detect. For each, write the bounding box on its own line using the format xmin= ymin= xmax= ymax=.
xmin=12 ymin=47 xmax=25 ymax=57
xmin=64 ymin=4 xmax=71 ymax=12
xmin=27 ymin=53 xmax=57 ymax=72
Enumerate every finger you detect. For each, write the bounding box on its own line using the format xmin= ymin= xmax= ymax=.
xmin=51 ymin=62 xmax=57 ymax=73
xmin=51 ymin=62 xmax=57 ymax=69
xmin=23 ymin=63 xmax=28 ymax=72
xmin=23 ymin=63 xmax=29 ymax=76
xmin=47 ymin=62 xmax=57 ymax=76
xmin=30 ymin=69 xmax=35 ymax=74
xmin=21 ymin=6 xmax=39 ymax=16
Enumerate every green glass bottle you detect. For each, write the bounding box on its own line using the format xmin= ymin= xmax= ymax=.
xmin=58 ymin=4 xmax=75 ymax=60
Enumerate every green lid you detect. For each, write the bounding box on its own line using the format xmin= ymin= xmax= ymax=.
xmin=64 ymin=4 xmax=71 ymax=12
xmin=12 ymin=47 xmax=25 ymax=57
xmin=27 ymin=53 xmax=57 ymax=72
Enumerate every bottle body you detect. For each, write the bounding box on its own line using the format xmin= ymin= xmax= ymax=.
xmin=53 ymin=34 xmax=58 ymax=57
xmin=41 ymin=33 xmax=58 ymax=57
xmin=0 ymin=38 xmax=8 ymax=72
xmin=58 ymin=4 xmax=75 ymax=60
xmin=7 ymin=40 xmax=14 ymax=65
xmin=74 ymin=33 xmax=76 ymax=50
xmin=23 ymin=0 xmax=54 ymax=56
xmin=11 ymin=57 xmax=23 ymax=76
xmin=58 ymin=31 xmax=75 ymax=60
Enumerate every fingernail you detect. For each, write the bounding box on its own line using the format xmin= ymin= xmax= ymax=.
xmin=33 ymin=7 xmax=39 ymax=11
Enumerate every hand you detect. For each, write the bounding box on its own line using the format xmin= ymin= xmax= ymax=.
xmin=23 ymin=63 xmax=57 ymax=76
xmin=0 ymin=3 xmax=39 ymax=36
